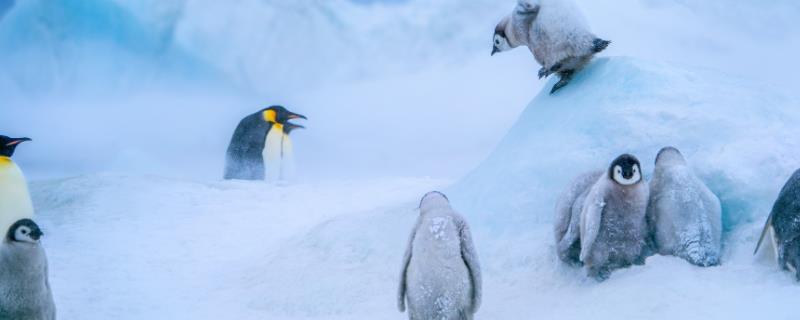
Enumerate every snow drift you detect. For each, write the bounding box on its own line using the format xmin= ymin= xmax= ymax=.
xmin=451 ymin=57 xmax=800 ymax=234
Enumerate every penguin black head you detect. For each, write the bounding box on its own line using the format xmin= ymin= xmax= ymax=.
xmin=261 ymin=106 xmax=307 ymax=125
xmin=7 ymin=219 xmax=43 ymax=244
xmin=492 ymin=17 xmax=511 ymax=56
xmin=0 ymin=136 xmax=32 ymax=158
xmin=608 ymin=154 xmax=642 ymax=186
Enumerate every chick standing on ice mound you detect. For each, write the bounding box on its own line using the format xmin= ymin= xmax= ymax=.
xmin=398 ymin=192 xmax=482 ymax=320
xmin=556 ymin=154 xmax=649 ymax=280
xmin=492 ymin=0 xmax=611 ymax=94
xmin=0 ymin=136 xmax=35 ymax=234
xmin=648 ymin=147 xmax=722 ymax=267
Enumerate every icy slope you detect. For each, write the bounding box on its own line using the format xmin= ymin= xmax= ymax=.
xmin=452 ymin=57 xmax=800 ymax=232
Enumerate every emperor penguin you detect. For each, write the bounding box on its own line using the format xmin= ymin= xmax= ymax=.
xmin=492 ymin=0 xmax=611 ymax=94
xmin=0 ymin=219 xmax=56 ymax=320
xmin=755 ymin=169 xmax=800 ymax=280
xmin=554 ymin=170 xmax=603 ymax=265
xmin=223 ymin=106 xmax=306 ymax=181
xmin=579 ymin=154 xmax=649 ymax=280
xmin=648 ymin=147 xmax=721 ymax=267
xmin=398 ymin=192 xmax=482 ymax=320
xmin=0 ymin=136 xmax=34 ymax=234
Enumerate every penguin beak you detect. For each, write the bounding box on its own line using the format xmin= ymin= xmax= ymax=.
xmin=30 ymin=229 xmax=43 ymax=241
xmin=491 ymin=46 xmax=499 ymax=56
xmin=6 ymin=137 xmax=31 ymax=147
xmin=287 ymin=113 xmax=307 ymax=120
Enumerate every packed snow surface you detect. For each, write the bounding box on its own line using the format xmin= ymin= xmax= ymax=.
xmin=29 ymin=57 xmax=800 ymax=319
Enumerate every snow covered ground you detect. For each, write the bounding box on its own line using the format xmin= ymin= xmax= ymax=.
xmin=24 ymin=57 xmax=800 ymax=319
xmin=2 ymin=0 xmax=800 ymax=319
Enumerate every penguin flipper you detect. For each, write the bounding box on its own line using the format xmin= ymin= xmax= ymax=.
xmin=592 ymin=38 xmax=611 ymax=53
xmin=754 ymin=213 xmax=774 ymax=255
xmin=550 ymin=70 xmax=574 ymax=94
xmin=398 ymin=222 xmax=419 ymax=312
xmin=580 ymin=187 xmax=605 ymax=262
xmin=458 ymin=218 xmax=482 ymax=314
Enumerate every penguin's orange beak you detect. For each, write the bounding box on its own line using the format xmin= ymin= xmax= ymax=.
xmin=6 ymin=137 xmax=31 ymax=147
xmin=288 ymin=113 xmax=307 ymax=120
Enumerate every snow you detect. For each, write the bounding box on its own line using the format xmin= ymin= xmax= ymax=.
xmin=2 ymin=0 xmax=800 ymax=319
xmin=18 ymin=56 xmax=799 ymax=319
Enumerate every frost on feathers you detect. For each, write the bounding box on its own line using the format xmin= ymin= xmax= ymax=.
xmin=578 ymin=164 xmax=649 ymax=280
xmin=398 ymin=192 xmax=481 ymax=319
xmin=647 ymin=147 xmax=722 ymax=267
xmin=514 ymin=0 xmax=598 ymax=69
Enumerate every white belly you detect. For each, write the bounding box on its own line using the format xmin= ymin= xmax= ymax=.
xmin=0 ymin=159 xmax=34 ymax=234
xmin=263 ymin=125 xmax=284 ymax=182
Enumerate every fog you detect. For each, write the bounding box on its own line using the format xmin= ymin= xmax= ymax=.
xmin=1 ymin=0 xmax=798 ymax=181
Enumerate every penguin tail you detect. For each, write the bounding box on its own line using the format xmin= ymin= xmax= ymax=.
xmin=592 ymin=38 xmax=611 ymax=53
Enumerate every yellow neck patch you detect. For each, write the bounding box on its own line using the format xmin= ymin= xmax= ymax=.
xmin=263 ymin=110 xmax=278 ymax=123
xmin=0 ymin=156 xmax=11 ymax=166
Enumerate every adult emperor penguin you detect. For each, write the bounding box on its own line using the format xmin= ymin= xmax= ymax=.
xmin=554 ymin=170 xmax=603 ymax=265
xmin=579 ymin=154 xmax=649 ymax=280
xmin=492 ymin=0 xmax=611 ymax=94
xmin=648 ymin=147 xmax=721 ymax=267
xmin=223 ymin=106 xmax=306 ymax=181
xmin=0 ymin=219 xmax=56 ymax=320
xmin=398 ymin=191 xmax=482 ymax=320
xmin=755 ymin=169 xmax=800 ymax=280
xmin=0 ymin=136 xmax=34 ymax=234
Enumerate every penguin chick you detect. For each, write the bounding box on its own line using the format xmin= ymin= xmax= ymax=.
xmin=492 ymin=0 xmax=611 ymax=94
xmin=223 ymin=106 xmax=306 ymax=181
xmin=648 ymin=147 xmax=722 ymax=267
xmin=755 ymin=169 xmax=800 ymax=280
xmin=554 ymin=170 xmax=603 ymax=265
xmin=580 ymin=154 xmax=649 ymax=280
xmin=398 ymin=192 xmax=481 ymax=320
xmin=0 ymin=219 xmax=55 ymax=320
xmin=0 ymin=136 xmax=34 ymax=234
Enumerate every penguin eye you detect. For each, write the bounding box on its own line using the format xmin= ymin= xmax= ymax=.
xmin=21 ymin=229 xmax=27 ymax=234
xmin=495 ymin=39 xmax=500 ymax=45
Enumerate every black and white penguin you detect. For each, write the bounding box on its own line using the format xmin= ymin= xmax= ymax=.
xmin=0 ymin=136 xmax=34 ymax=234
xmin=648 ymin=147 xmax=721 ymax=267
xmin=492 ymin=0 xmax=610 ymax=94
xmin=755 ymin=169 xmax=800 ymax=280
xmin=223 ymin=106 xmax=306 ymax=181
xmin=398 ymin=192 xmax=482 ymax=320
xmin=0 ymin=219 xmax=56 ymax=320
xmin=579 ymin=154 xmax=649 ymax=280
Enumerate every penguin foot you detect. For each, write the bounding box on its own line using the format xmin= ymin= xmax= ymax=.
xmin=538 ymin=67 xmax=548 ymax=79
xmin=550 ymin=70 xmax=574 ymax=94
xmin=592 ymin=38 xmax=611 ymax=53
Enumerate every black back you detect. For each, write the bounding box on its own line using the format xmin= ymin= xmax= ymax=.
xmin=223 ymin=111 xmax=274 ymax=180
xmin=771 ymin=169 xmax=800 ymax=242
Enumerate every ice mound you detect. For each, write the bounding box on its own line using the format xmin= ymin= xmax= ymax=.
xmin=451 ymin=57 xmax=800 ymax=234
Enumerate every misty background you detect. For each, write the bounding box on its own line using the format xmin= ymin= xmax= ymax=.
xmin=1 ymin=0 xmax=798 ymax=181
